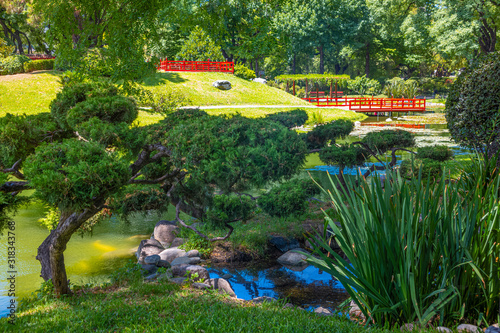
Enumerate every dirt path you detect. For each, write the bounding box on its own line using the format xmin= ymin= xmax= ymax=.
xmin=0 ymin=70 xmax=54 ymax=82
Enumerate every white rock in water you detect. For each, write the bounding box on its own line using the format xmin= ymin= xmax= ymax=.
xmin=252 ymin=78 xmax=267 ymax=84
xmin=386 ymin=118 xmax=393 ymax=122
xmin=212 ymin=80 xmax=232 ymax=90
xmin=354 ymin=121 xmax=361 ymax=127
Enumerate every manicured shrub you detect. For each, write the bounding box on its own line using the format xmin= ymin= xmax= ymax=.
xmin=348 ymin=75 xmax=381 ymax=95
xmin=306 ymin=120 xmax=354 ymax=149
xmin=234 ymin=63 xmax=256 ymax=80
xmin=417 ymin=145 xmax=453 ymax=162
xmin=265 ymin=109 xmax=308 ymax=128
xmin=362 ymin=130 xmax=415 ymax=153
xmin=205 ymin=195 xmax=255 ymax=227
xmin=23 ymin=59 xmax=55 ymax=72
xmin=66 ymin=96 xmax=138 ymax=128
xmin=445 ymin=52 xmax=500 ymax=156
xmin=258 ymin=178 xmax=319 ymax=217
xmin=399 ymin=158 xmax=443 ymax=180
xmin=0 ymin=55 xmax=30 ymax=75
xmin=50 ymin=82 xmax=118 ymax=130
xmin=319 ymin=144 xmax=366 ymax=168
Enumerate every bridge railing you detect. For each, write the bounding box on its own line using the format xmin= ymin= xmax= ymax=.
xmin=302 ymin=96 xmax=426 ymax=112
xmin=26 ymin=54 xmax=55 ymax=60
xmin=157 ymin=59 xmax=234 ymax=73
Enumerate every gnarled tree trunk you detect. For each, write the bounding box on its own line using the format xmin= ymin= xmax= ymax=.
xmin=36 ymin=207 xmax=101 ymax=295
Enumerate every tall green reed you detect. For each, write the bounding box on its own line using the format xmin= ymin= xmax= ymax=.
xmin=306 ymin=167 xmax=499 ymax=327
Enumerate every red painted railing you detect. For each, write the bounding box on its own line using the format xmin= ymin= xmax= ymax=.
xmin=360 ymin=123 xmax=426 ymax=129
xmin=26 ymin=54 xmax=55 ymax=60
xmin=302 ymin=96 xmax=426 ymax=112
xmin=157 ymin=59 xmax=234 ymax=73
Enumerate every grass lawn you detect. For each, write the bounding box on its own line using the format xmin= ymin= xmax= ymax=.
xmin=140 ymin=72 xmax=311 ymax=106
xmin=0 ymin=70 xmax=62 ymax=117
xmin=0 ymin=268 xmax=441 ymax=333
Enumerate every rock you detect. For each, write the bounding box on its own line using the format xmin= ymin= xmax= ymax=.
xmin=158 ymin=247 xmax=186 ymax=263
xmin=282 ymin=264 xmax=308 ymax=272
xmin=221 ymin=273 xmax=233 ymax=280
xmin=136 ymin=239 xmax=164 ymax=263
xmin=212 ymin=80 xmax=231 ymax=90
xmin=144 ymin=254 xmax=161 ymax=265
xmin=251 ymin=296 xmax=276 ymax=303
xmin=153 ymin=220 xmax=179 ymax=247
xmin=170 ymin=237 xmax=184 ymax=248
xmin=171 ymin=256 xmax=201 ymax=266
xmin=348 ymin=301 xmax=366 ymax=322
xmin=283 ymin=303 xmax=294 ymax=309
xmin=171 ymin=264 xmax=209 ymax=282
xmin=436 ymin=327 xmax=452 ymax=333
xmin=277 ymin=249 xmax=308 ymax=266
xmin=252 ymin=78 xmax=267 ymax=84
xmin=314 ymin=307 xmax=332 ymax=316
xmin=141 ymin=264 xmax=158 ymax=275
xmin=206 ymin=278 xmax=236 ymax=297
xmin=457 ymin=324 xmax=481 ymax=333
xmin=144 ymin=272 xmax=159 ymax=281
xmin=192 ymin=282 xmax=211 ymax=290
xmin=269 ymin=236 xmax=300 ymax=253
xmin=156 ymin=260 xmax=171 ymax=268
xmin=186 ymin=250 xmax=200 ymax=258
xmin=170 ymin=277 xmax=187 ymax=285
xmin=486 ymin=326 xmax=500 ymax=333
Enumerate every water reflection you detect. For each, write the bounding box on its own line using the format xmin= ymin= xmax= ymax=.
xmin=208 ymin=265 xmax=348 ymax=311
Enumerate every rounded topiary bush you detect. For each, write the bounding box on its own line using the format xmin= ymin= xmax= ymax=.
xmin=265 ymin=109 xmax=308 ymax=129
xmin=417 ymin=145 xmax=453 ymax=162
xmin=258 ymin=178 xmax=319 ymax=217
xmin=445 ymin=52 xmax=500 ymax=154
xmin=50 ymin=82 xmax=118 ymax=130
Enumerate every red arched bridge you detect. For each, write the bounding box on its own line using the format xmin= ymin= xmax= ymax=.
xmin=302 ymin=96 xmax=426 ymax=113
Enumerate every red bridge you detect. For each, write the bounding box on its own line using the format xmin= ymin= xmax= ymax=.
xmin=302 ymin=97 xmax=426 ymax=113
xmin=157 ymin=59 xmax=234 ymax=73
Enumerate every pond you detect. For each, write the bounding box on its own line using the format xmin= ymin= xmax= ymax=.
xmin=0 ymin=114 xmax=458 ymax=317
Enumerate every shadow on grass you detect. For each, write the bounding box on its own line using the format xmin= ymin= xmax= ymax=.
xmin=140 ymin=72 xmax=188 ymax=86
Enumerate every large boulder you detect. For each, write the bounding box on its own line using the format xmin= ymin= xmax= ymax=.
xmin=136 ymin=239 xmax=164 ymax=263
xmin=158 ymin=247 xmax=186 ymax=263
xmin=277 ymin=249 xmax=308 ymax=266
xmin=206 ymin=278 xmax=236 ymax=297
xmin=171 ymin=264 xmax=209 ymax=282
xmin=252 ymin=78 xmax=267 ymax=84
xmin=153 ymin=220 xmax=179 ymax=247
xmin=212 ymin=80 xmax=231 ymax=90
xmin=457 ymin=325 xmax=481 ymax=333
xmin=486 ymin=326 xmax=500 ymax=333
xmin=269 ymin=236 xmax=300 ymax=253
xmin=171 ymin=256 xmax=201 ymax=266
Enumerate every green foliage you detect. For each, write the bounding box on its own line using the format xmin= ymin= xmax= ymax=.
xmin=176 ymin=26 xmax=224 ymax=62
xmin=0 ymin=173 xmax=30 ymax=234
xmin=306 ymin=120 xmax=354 ymax=149
xmin=258 ymin=178 xmax=319 ymax=217
xmin=416 ymin=145 xmax=453 ymax=162
xmin=179 ymin=232 xmax=213 ymax=258
xmin=24 ymin=59 xmax=55 ymax=72
xmin=0 ymin=113 xmax=67 ymax=169
xmin=347 ymin=75 xmax=381 ymax=95
xmin=275 ymin=74 xmax=350 ymax=85
xmin=0 ymin=37 xmax=14 ymax=58
xmin=399 ymin=158 xmax=443 ymax=180
xmin=205 ymin=195 xmax=256 ymax=227
xmin=445 ymin=52 xmax=500 ymax=155
xmin=384 ymin=78 xmax=420 ymax=98
xmin=234 ymin=63 xmax=256 ymax=80
xmin=416 ymin=77 xmax=454 ymax=95
xmin=23 ymin=139 xmax=130 ymax=212
xmin=362 ymin=130 xmax=415 ymax=153
xmin=264 ymin=109 xmax=308 ymax=128
xmin=319 ymin=145 xmax=366 ymax=169
xmin=66 ymin=96 xmax=138 ymax=128
xmin=0 ymin=55 xmax=30 ymax=75
xmin=38 ymin=206 xmax=60 ymax=230
xmin=112 ymin=187 xmax=171 ymax=220
xmin=77 ymin=48 xmax=113 ymax=77
xmin=50 ymin=82 xmax=118 ymax=130
xmin=307 ymin=167 xmax=500 ymax=327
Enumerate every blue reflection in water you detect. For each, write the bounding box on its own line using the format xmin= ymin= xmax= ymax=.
xmin=208 ymin=264 xmax=348 ymax=311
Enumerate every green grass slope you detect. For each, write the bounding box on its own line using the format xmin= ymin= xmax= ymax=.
xmin=141 ymin=72 xmax=311 ymax=106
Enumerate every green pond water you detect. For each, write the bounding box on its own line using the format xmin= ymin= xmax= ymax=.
xmin=0 ymin=118 xmax=456 ymax=316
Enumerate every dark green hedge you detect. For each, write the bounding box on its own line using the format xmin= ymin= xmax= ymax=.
xmin=24 ymin=59 xmax=55 ymax=72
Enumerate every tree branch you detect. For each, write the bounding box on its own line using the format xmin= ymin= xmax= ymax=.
xmin=0 ymin=181 xmax=30 ymax=193
xmin=1 ymin=159 xmax=25 ymax=180
xmin=174 ymin=202 xmax=234 ymax=242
